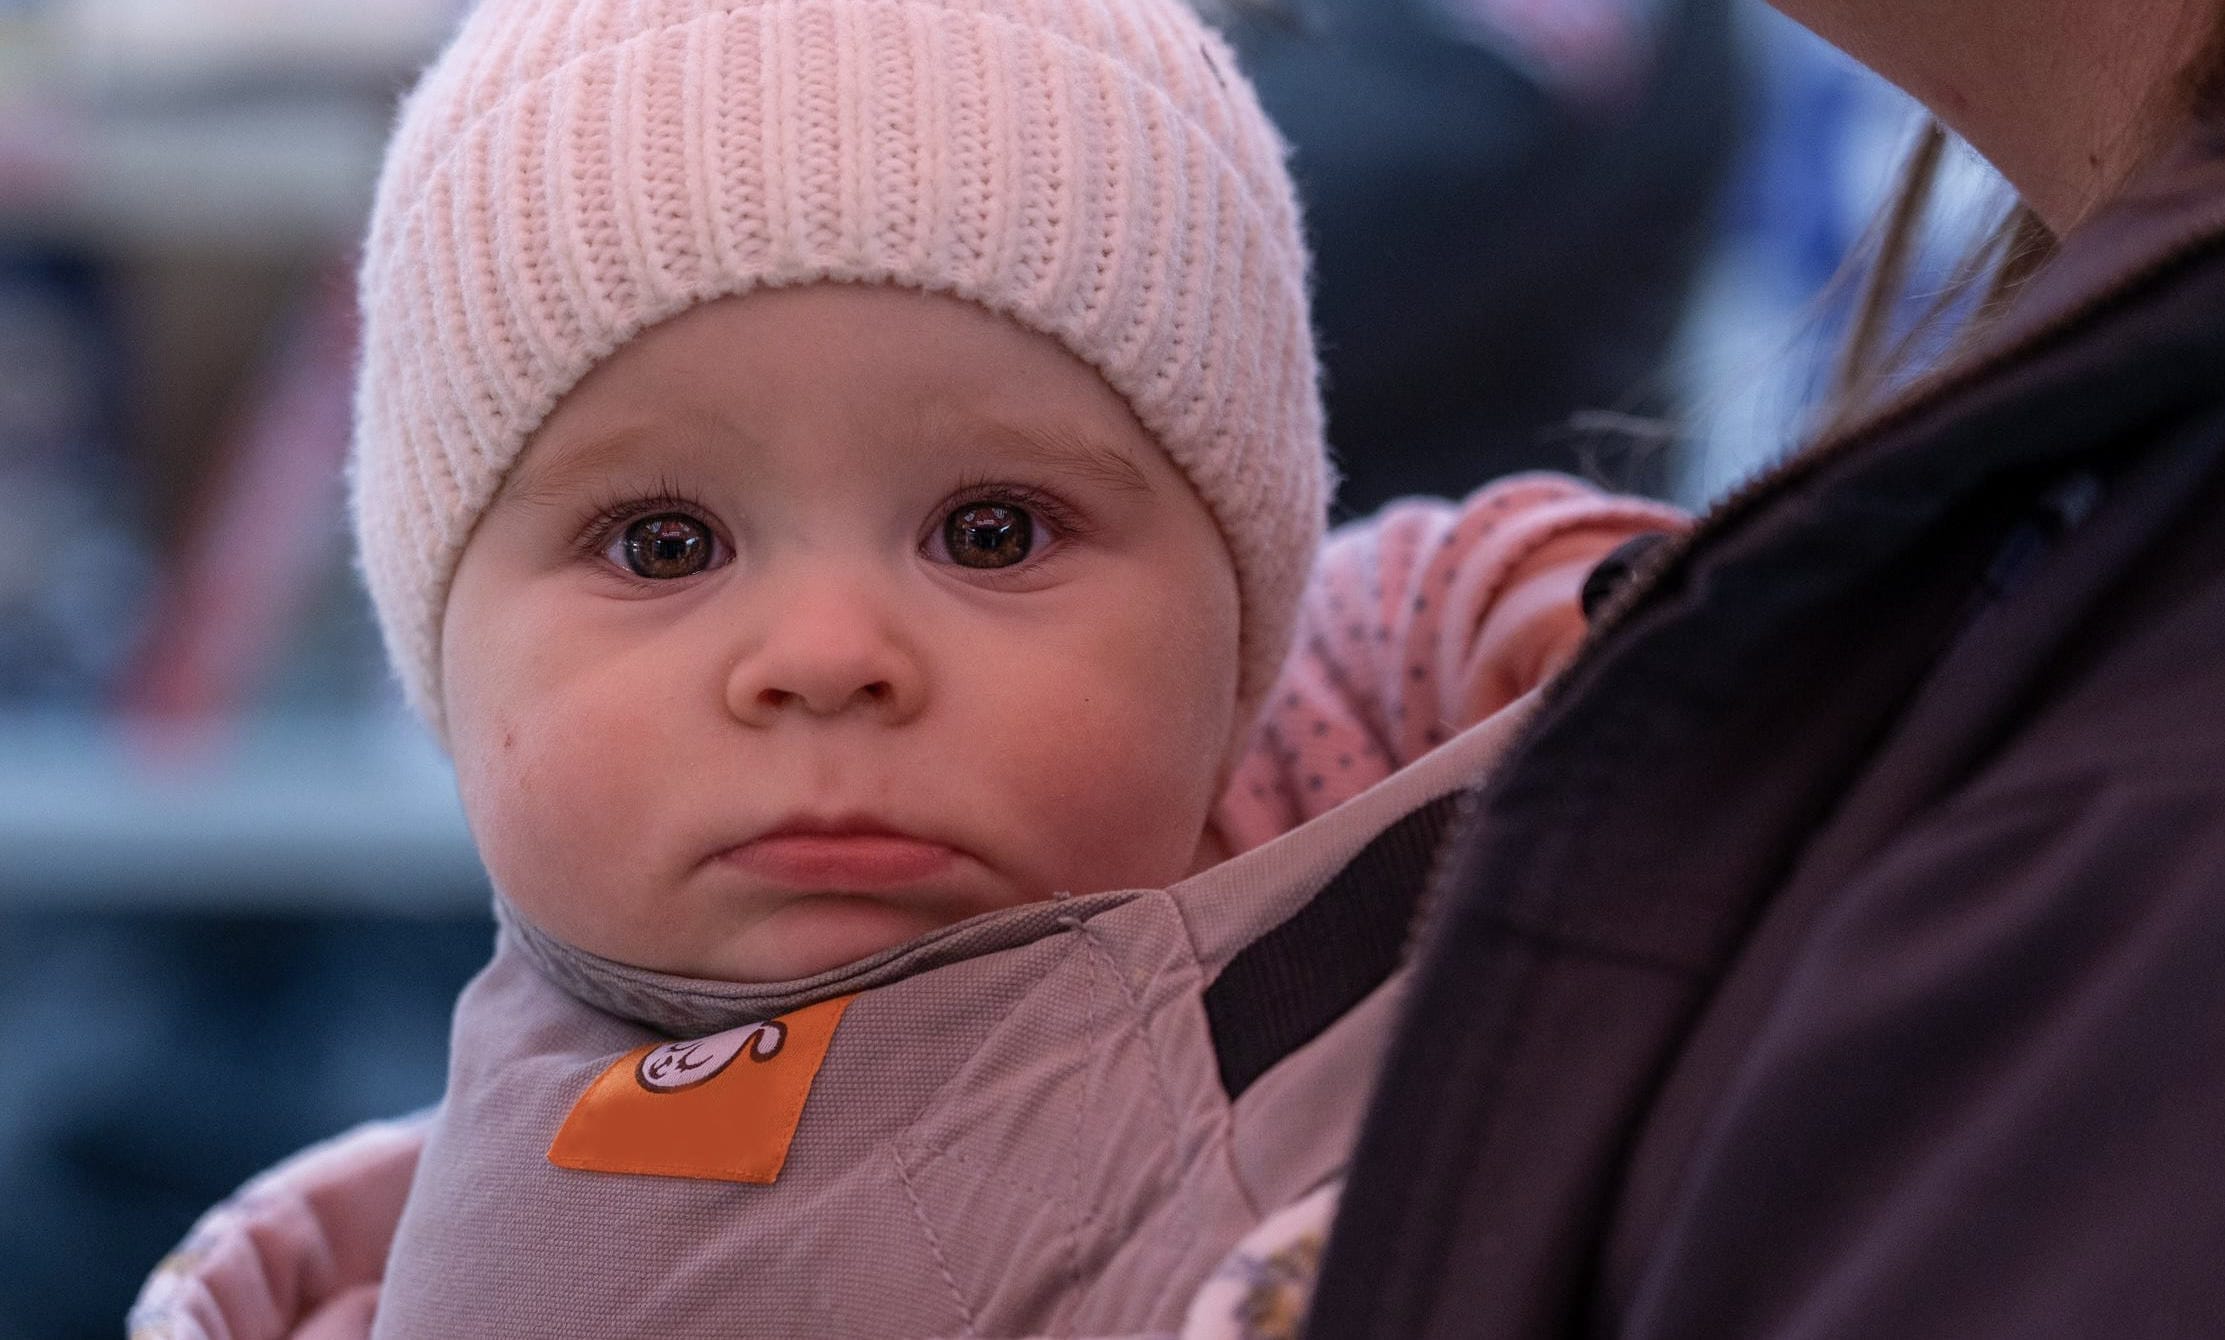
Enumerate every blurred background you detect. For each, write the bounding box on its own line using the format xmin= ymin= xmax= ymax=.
xmin=0 ymin=0 xmax=2005 ymax=1333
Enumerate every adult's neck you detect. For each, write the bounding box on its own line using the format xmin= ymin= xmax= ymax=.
xmin=1772 ymin=0 xmax=2212 ymax=231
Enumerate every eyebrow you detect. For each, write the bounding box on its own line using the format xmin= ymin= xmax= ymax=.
xmin=945 ymin=414 xmax=1158 ymax=498
xmin=498 ymin=427 xmax=672 ymax=510
xmin=501 ymin=409 xmax=1161 ymax=506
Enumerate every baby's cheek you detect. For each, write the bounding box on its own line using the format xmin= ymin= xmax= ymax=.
xmin=1025 ymin=682 xmax=1228 ymax=892
xmin=457 ymin=712 xmax=620 ymax=921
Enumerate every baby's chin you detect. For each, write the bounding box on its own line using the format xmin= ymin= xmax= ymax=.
xmin=682 ymin=892 xmax=979 ymax=984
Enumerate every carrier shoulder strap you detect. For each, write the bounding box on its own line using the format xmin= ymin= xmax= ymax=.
xmin=1205 ymin=792 xmax=1465 ymax=1099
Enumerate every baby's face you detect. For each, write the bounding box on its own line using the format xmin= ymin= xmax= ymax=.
xmin=441 ymin=285 xmax=1241 ymax=981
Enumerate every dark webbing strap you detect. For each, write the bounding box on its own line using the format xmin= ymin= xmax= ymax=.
xmin=1205 ymin=792 xmax=1465 ymax=1100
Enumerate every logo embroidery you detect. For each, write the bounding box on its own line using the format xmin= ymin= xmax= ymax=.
xmin=636 ymin=1020 xmax=787 ymax=1091
xmin=548 ymin=995 xmax=853 ymax=1184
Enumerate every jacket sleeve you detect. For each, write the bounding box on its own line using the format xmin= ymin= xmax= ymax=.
xmin=1622 ymin=764 xmax=2225 ymax=1336
xmin=129 ymin=1112 xmax=429 ymax=1340
xmin=1216 ymin=474 xmax=1684 ymax=854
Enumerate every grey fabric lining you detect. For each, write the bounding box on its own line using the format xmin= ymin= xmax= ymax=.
xmin=503 ymin=884 xmax=1149 ymax=1035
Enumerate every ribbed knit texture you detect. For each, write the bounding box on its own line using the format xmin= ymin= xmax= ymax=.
xmin=351 ymin=0 xmax=1326 ymax=735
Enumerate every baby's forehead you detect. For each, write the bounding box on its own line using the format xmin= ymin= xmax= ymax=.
xmin=503 ymin=388 xmax=1164 ymax=509
xmin=501 ymin=285 xmax=1176 ymax=500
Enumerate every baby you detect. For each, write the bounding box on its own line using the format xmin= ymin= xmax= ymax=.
xmin=134 ymin=0 xmax=1682 ymax=1336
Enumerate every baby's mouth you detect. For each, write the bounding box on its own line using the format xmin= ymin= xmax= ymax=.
xmin=712 ymin=814 xmax=956 ymax=885
xmin=718 ymin=831 xmax=961 ymax=889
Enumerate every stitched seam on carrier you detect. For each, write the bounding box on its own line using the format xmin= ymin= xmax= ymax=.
xmin=1061 ymin=928 xmax=1103 ymax=1322
xmin=893 ymin=1142 xmax=980 ymax=1337
xmin=1062 ymin=913 xmax=1204 ymax=1324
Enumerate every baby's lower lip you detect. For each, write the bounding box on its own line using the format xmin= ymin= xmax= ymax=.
xmin=721 ymin=834 xmax=959 ymax=888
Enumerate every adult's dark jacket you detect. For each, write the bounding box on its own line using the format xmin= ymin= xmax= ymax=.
xmin=1306 ymin=123 xmax=2225 ymax=1336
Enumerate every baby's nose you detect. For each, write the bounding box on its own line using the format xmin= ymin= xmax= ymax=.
xmin=724 ymin=599 xmax=922 ymax=724
xmin=751 ymin=678 xmax=895 ymax=716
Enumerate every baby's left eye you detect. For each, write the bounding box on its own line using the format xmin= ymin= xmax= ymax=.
xmin=941 ymin=502 xmax=1035 ymax=569
xmin=610 ymin=513 xmax=719 ymax=579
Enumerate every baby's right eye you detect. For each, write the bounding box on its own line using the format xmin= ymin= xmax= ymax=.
xmin=607 ymin=513 xmax=721 ymax=580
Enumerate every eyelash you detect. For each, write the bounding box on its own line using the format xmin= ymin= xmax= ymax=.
xmin=569 ymin=477 xmax=1092 ymax=578
xmin=928 ymin=476 xmax=1092 ymax=551
xmin=572 ymin=478 xmax=723 ymax=565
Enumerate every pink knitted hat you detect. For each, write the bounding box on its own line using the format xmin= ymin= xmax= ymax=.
xmin=351 ymin=0 xmax=1327 ymax=736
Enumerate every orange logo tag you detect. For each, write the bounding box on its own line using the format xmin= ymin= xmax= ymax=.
xmin=547 ymin=994 xmax=853 ymax=1184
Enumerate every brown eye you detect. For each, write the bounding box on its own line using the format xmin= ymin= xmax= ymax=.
xmin=620 ymin=514 xmax=714 ymax=579
xmin=943 ymin=502 xmax=1034 ymax=569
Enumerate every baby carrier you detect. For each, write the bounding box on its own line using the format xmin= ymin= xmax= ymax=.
xmin=373 ymin=711 xmax=1522 ymax=1339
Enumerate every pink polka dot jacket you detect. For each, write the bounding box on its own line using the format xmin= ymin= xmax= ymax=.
xmin=1214 ymin=472 xmax=1687 ymax=856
